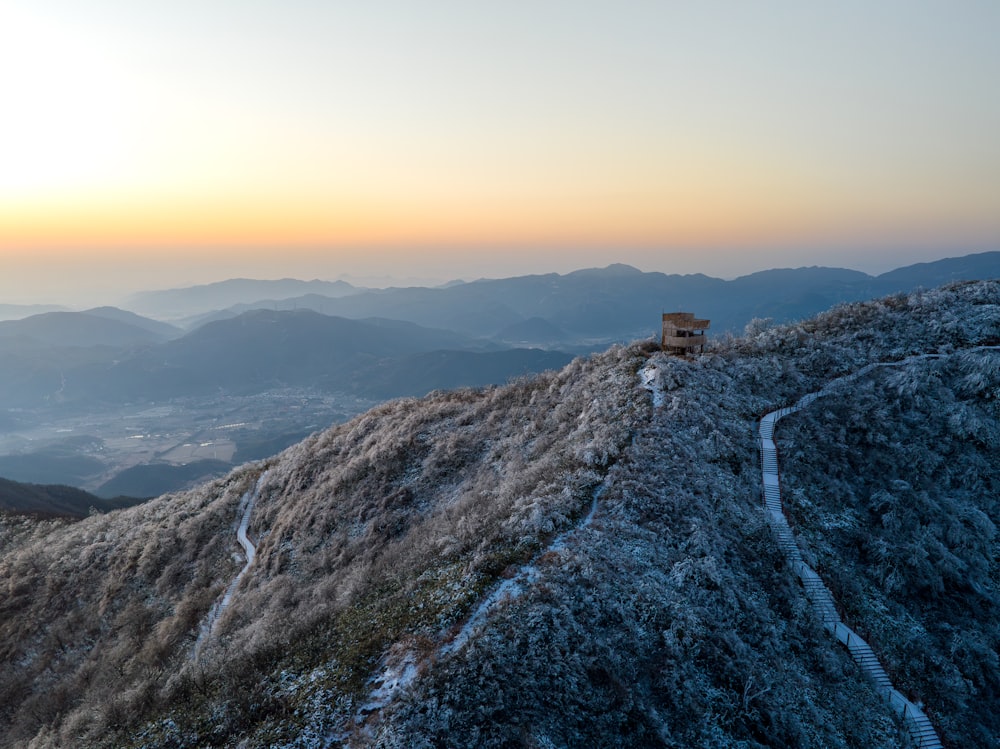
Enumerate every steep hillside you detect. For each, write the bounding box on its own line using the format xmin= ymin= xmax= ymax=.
xmin=0 ymin=344 xmax=643 ymax=748
xmin=776 ymin=348 xmax=1000 ymax=746
xmin=1 ymin=280 xmax=998 ymax=748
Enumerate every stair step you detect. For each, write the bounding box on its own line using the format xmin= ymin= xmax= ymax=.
xmin=759 ymin=391 xmax=943 ymax=749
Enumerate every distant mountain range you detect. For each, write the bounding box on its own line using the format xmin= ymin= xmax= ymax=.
xmin=0 ymin=308 xmax=569 ymax=408
xmin=125 ymin=277 xmax=361 ymax=320
xmin=0 ymin=308 xmax=180 ymax=349
xmin=131 ymin=251 xmax=1000 ymax=344
xmin=0 ymin=251 xmax=996 ymax=407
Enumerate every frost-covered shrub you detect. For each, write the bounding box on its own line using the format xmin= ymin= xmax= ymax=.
xmin=778 ymin=344 xmax=1000 ymax=747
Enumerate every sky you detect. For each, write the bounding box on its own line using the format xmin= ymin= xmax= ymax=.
xmin=1 ymin=1 xmax=998 ymax=305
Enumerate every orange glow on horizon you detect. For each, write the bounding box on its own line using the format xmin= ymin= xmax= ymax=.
xmin=2 ymin=1 xmax=997 ymax=288
xmin=4 ymin=187 xmax=996 ymax=259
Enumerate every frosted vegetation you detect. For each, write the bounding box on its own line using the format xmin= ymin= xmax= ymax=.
xmin=0 ymin=280 xmax=998 ymax=747
xmin=776 ymin=348 xmax=1000 ymax=747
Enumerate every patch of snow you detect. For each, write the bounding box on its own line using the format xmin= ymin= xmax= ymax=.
xmin=443 ymin=481 xmax=606 ymax=657
xmin=358 ymin=657 xmax=419 ymax=715
xmin=640 ymin=362 xmax=666 ymax=408
xmin=334 ymin=650 xmax=423 ymax=746
xmin=439 ymin=576 xmax=530 ymax=657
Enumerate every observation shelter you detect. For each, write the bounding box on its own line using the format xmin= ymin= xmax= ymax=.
xmin=661 ymin=312 xmax=710 ymax=355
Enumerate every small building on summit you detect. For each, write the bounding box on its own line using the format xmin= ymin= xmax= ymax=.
xmin=661 ymin=312 xmax=710 ymax=354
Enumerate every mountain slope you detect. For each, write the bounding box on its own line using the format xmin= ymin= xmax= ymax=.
xmin=775 ymin=346 xmax=1000 ymax=745
xmin=872 ymin=249 xmax=1000 ymax=292
xmin=151 ymin=309 xmax=480 ymax=392
xmin=0 ymin=343 xmax=644 ymax=748
xmin=2 ymin=280 xmax=998 ymax=747
xmin=0 ymin=477 xmax=142 ymax=518
xmin=83 ymin=306 xmax=183 ymax=340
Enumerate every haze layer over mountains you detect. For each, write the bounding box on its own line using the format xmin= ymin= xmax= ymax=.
xmin=121 ymin=250 xmax=1000 ymax=340
xmin=0 ymin=252 xmax=997 ymax=505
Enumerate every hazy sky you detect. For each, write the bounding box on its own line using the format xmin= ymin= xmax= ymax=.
xmin=2 ymin=1 xmax=998 ymax=305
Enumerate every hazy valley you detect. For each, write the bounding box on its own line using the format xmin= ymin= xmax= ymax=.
xmin=2 ymin=254 xmax=997 ymax=503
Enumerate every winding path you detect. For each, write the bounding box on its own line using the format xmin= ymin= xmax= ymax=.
xmin=193 ymin=470 xmax=268 ymax=659
xmin=758 ymin=356 xmax=964 ymax=748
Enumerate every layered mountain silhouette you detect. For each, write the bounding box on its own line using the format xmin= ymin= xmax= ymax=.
xmin=153 ymin=252 xmax=1000 ymax=344
xmin=125 ymin=277 xmax=361 ymax=320
xmin=0 ymin=309 xmax=175 ymax=349
xmin=0 ymin=309 xmax=562 ymax=407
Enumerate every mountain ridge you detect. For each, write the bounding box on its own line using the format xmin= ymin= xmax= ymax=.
xmin=2 ymin=279 xmax=998 ymax=747
xmin=125 ymin=278 xmax=362 ymax=320
xmin=147 ymin=252 xmax=1000 ymax=344
xmin=0 ymin=310 xmax=172 ymax=349
xmin=0 ymin=309 xmax=554 ymax=409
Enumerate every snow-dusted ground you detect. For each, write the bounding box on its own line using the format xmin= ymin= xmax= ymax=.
xmin=337 ymin=348 xmax=998 ymax=745
xmin=442 ymin=485 xmax=603 ymax=658
xmin=640 ymin=360 xmax=666 ymax=408
xmin=193 ymin=470 xmax=268 ymax=659
xmin=337 ymin=477 xmax=609 ymax=746
xmin=320 ymin=346 xmax=996 ymax=745
xmin=757 ymin=354 xmax=975 ymax=749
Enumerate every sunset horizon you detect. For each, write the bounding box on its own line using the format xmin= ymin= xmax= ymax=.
xmin=2 ymin=1 xmax=998 ymax=305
